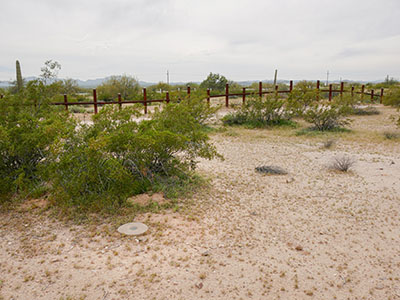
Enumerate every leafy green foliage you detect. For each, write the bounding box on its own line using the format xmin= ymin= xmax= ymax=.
xmin=47 ymin=96 xmax=220 ymax=212
xmin=47 ymin=131 xmax=140 ymax=211
xmin=0 ymin=94 xmax=73 ymax=201
xmin=97 ymin=75 xmax=140 ymax=101
xmin=223 ymin=95 xmax=294 ymax=127
xmin=382 ymin=86 xmax=400 ymax=107
xmin=200 ymin=73 xmax=228 ymax=92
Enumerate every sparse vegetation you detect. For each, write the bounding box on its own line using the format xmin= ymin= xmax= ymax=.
xmin=302 ymin=98 xmax=352 ymax=131
xmin=322 ymin=139 xmax=335 ymax=149
xmin=383 ymin=131 xmax=400 ymax=140
xmin=351 ymin=106 xmax=380 ymax=116
xmin=330 ymin=155 xmax=355 ymax=172
xmin=255 ymin=165 xmax=288 ymax=175
xmin=222 ymin=95 xmax=295 ymax=128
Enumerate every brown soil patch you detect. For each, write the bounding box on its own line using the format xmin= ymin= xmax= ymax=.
xmin=1 ymin=105 xmax=399 ymax=299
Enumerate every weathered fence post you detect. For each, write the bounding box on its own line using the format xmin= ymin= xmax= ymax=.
xmin=118 ymin=93 xmax=122 ymax=109
xmin=328 ymin=84 xmax=333 ymax=101
xmin=275 ymin=85 xmax=279 ymax=98
xmin=289 ymin=80 xmax=293 ymax=92
xmin=258 ymin=81 xmax=262 ymax=97
xmin=351 ymin=86 xmax=355 ymax=98
xmin=380 ymin=88 xmax=384 ymax=104
xmin=93 ymin=89 xmax=98 ymax=114
xmin=187 ymin=86 xmax=191 ymax=97
xmin=207 ymin=89 xmax=210 ymax=105
xmin=143 ymin=88 xmax=147 ymax=114
xmin=166 ymin=92 xmax=170 ymax=104
xmin=242 ymin=87 xmax=246 ymax=104
xmin=63 ymin=94 xmax=68 ymax=111
xmin=0 ymin=94 xmax=3 ymax=99
xmin=340 ymin=82 xmax=344 ymax=99
xmin=225 ymin=83 xmax=229 ymax=108
xmin=371 ymin=89 xmax=374 ymax=102
xmin=316 ymin=80 xmax=320 ymax=101
xmin=361 ymin=85 xmax=365 ymax=101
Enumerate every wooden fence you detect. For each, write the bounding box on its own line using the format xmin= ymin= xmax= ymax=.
xmin=0 ymin=80 xmax=384 ymax=114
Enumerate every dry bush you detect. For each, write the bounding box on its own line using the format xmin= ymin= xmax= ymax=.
xmin=383 ymin=131 xmax=400 ymax=140
xmin=322 ymin=139 xmax=335 ymax=149
xmin=255 ymin=166 xmax=287 ymax=175
xmin=330 ymin=155 xmax=355 ymax=172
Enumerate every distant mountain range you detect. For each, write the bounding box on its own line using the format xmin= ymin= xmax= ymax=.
xmin=0 ymin=77 xmax=385 ymax=88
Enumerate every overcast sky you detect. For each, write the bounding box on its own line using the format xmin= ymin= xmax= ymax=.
xmin=1 ymin=0 xmax=399 ymax=82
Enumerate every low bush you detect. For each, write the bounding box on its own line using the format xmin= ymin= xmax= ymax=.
xmin=351 ymin=106 xmax=380 ymax=116
xmin=0 ymin=94 xmax=74 ymax=201
xmin=330 ymin=155 xmax=355 ymax=172
xmin=47 ymin=97 xmax=220 ymax=212
xmin=222 ymin=95 xmax=294 ymax=127
xmin=383 ymin=131 xmax=400 ymax=140
xmin=302 ymin=96 xmax=352 ymax=131
xmin=382 ymin=86 xmax=400 ymax=107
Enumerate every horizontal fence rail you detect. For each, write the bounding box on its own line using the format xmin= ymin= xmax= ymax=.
xmin=0 ymin=81 xmax=385 ymax=114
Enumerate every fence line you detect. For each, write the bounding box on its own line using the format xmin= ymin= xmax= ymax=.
xmin=0 ymin=80 xmax=384 ymax=114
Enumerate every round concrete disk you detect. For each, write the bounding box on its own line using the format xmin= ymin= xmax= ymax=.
xmin=118 ymin=222 xmax=148 ymax=236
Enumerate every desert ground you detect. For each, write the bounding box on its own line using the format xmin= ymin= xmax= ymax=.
xmin=1 ymin=104 xmax=399 ymax=300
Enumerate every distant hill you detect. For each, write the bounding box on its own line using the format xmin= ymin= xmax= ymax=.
xmin=0 ymin=77 xmax=386 ymax=88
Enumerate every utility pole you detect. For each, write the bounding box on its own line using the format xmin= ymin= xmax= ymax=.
xmin=273 ymin=69 xmax=278 ymax=86
xmin=166 ymin=70 xmax=169 ymax=85
xmin=326 ymin=70 xmax=329 ymax=86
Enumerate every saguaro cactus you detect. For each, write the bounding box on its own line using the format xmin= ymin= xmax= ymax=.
xmin=16 ymin=60 xmax=23 ymax=92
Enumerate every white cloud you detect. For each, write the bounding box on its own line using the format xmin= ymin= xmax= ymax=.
xmin=1 ymin=0 xmax=399 ymax=82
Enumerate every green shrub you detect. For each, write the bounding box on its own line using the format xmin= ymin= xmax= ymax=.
xmin=302 ymin=97 xmax=352 ymax=131
xmin=47 ymin=135 xmax=142 ymax=211
xmin=351 ymin=106 xmax=380 ymax=115
xmin=47 ymin=97 xmax=220 ymax=212
xmin=0 ymin=94 xmax=73 ymax=201
xmin=222 ymin=95 xmax=294 ymax=127
xmin=382 ymin=86 xmax=400 ymax=107
xmin=69 ymin=106 xmax=87 ymax=113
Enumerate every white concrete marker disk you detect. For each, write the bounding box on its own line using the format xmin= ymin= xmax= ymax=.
xmin=117 ymin=222 xmax=148 ymax=235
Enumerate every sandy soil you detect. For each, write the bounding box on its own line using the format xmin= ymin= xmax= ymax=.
xmin=1 ymin=105 xmax=399 ymax=300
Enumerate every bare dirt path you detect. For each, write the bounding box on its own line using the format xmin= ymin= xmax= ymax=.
xmin=1 ymin=105 xmax=399 ymax=300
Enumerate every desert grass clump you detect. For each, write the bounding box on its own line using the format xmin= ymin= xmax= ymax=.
xmin=255 ymin=166 xmax=288 ymax=175
xmin=383 ymin=131 xmax=400 ymax=140
xmin=330 ymin=155 xmax=355 ymax=172
xmin=351 ymin=106 xmax=380 ymax=116
xmin=322 ymin=139 xmax=335 ymax=149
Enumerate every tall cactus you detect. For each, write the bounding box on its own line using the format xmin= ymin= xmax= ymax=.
xmin=16 ymin=60 xmax=23 ymax=92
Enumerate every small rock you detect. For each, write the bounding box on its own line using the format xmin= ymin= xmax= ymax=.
xmin=250 ymin=212 xmax=258 ymax=216
xmin=375 ymin=283 xmax=384 ymax=290
xmin=295 ymin=245 xmax=303 ymax=251
xmin=286 ymin=177 xmax=295 ymax=183
xmin=195 ymin=282 xmax=203 ymax=289
xmin=201 ymin=250 xmax=210 ymax=257
xmin=390 ymin=161 xmax=395 ymax=165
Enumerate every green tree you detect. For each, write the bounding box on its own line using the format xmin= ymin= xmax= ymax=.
xmin=25 ymin=60 xmax=63 ymax=106
xmin=200 ymin=73 xmax=228 ymax=91
xmin=97 ymin=75 xmax=140 ymax=100
xmin=61 ymin=78 xmax=79 ymax=95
